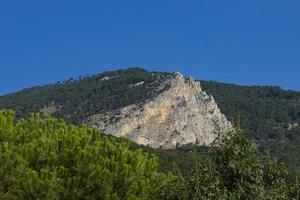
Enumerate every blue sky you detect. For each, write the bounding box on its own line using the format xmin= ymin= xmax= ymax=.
xmin=0 ymin=0 xmax=299 ymax=95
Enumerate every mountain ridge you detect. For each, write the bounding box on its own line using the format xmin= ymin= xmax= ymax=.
xmin=0 ymin=67 xmax=299 ymax=172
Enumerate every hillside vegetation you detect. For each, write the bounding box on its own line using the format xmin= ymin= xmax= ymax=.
xmin=0 ymin=67 xmax=300 ymax=173
xmin=0 ymin=109 xmax=299 ymax=199
xmin=201 ymin=81 xmax=300 ymax=173
xmin=0 ymin=68 xmax=171 ymax=124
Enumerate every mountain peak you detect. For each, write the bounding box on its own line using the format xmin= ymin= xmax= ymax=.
xmin=174 ymin=72 xmax=184 ymax=79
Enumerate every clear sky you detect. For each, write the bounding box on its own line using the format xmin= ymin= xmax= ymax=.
xmin=0 ymin=0 xmax=299 ymax=95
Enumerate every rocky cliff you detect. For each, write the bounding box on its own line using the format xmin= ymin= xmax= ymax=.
xmin=88 ymin=72 xmax=233 ymax=149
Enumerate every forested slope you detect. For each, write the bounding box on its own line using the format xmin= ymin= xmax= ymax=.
xmin=0 ymin=67 xmax=300 ymax=173
xmin=0 ymin=68 xmax=171 ymax=123
xmin=201 ymin=81 xmax=300 ymax=173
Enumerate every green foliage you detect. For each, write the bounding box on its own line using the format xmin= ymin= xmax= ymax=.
xmin=0 ymin=109 xmax=299 ymax=199
xmin=130 ymin=142 xmax=214 ymax=176
xmin=201 ymin=81 xmax=300 ymax=174
xmin=0 ymin=68 xmax=171 ymax=124
xmin=187 ymin=129 xmax=300 ymax=200
xmin=0 ymin=109 xmax=168 ymax=199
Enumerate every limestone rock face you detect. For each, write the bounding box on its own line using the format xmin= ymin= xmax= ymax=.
xmin=88 ymin=72 xmax=233 ymax=149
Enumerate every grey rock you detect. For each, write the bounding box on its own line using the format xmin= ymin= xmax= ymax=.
xmin=88 ymin=72 xmax=233 ymax=149
xmin=287 ymin=122 xmax=298 ymax=131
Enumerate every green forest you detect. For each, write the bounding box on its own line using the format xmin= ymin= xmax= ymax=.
xmin=201 ymin=81 xmax=300 ymax=174
xmin=1 ymin=109 xmax=299 ymax=199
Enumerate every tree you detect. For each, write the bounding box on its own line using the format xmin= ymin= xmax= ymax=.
xmin=188 ymin=128 xmax=299 ymax=200
xmin=0 ymin=109 xmax=167 ymax=199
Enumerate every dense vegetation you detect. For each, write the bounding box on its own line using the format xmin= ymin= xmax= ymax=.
xmin=1 ymin=110 xmax=299 ymax=199
xmin=0 ymin=67 xmax=299 ymax=174
xmin=0 ymin=68 xmax=171 ymax=124
xmin=201 ymin=81 xmax=300 ymax=174
xmin=0 ymin=110 xmax=169 ymax=199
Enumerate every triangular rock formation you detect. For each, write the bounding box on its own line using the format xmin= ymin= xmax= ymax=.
xmin=88 ymin=72 xmax=233 ymax=149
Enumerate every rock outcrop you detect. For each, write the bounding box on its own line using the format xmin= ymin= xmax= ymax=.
xmin=88 ymin=72 xmax=233 ymax=149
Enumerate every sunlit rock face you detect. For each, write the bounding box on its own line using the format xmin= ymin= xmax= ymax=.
xmin=88 ymin=72 xmax=233 ymax=149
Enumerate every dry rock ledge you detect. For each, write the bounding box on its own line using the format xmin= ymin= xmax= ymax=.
xmin=89 ymin=72 xmax=233 ymax=149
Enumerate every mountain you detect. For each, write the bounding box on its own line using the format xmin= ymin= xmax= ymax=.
xmin=0 ymin=67 xmax=300 ymax=172
xmin=88 ymin=72 xmax=232 ymax=149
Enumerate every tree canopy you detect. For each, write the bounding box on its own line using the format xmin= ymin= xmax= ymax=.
xmin=0 ymin=109 xmax=299 ymax=199
xmin=0 ymin=109 xmax=168 ymax=199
